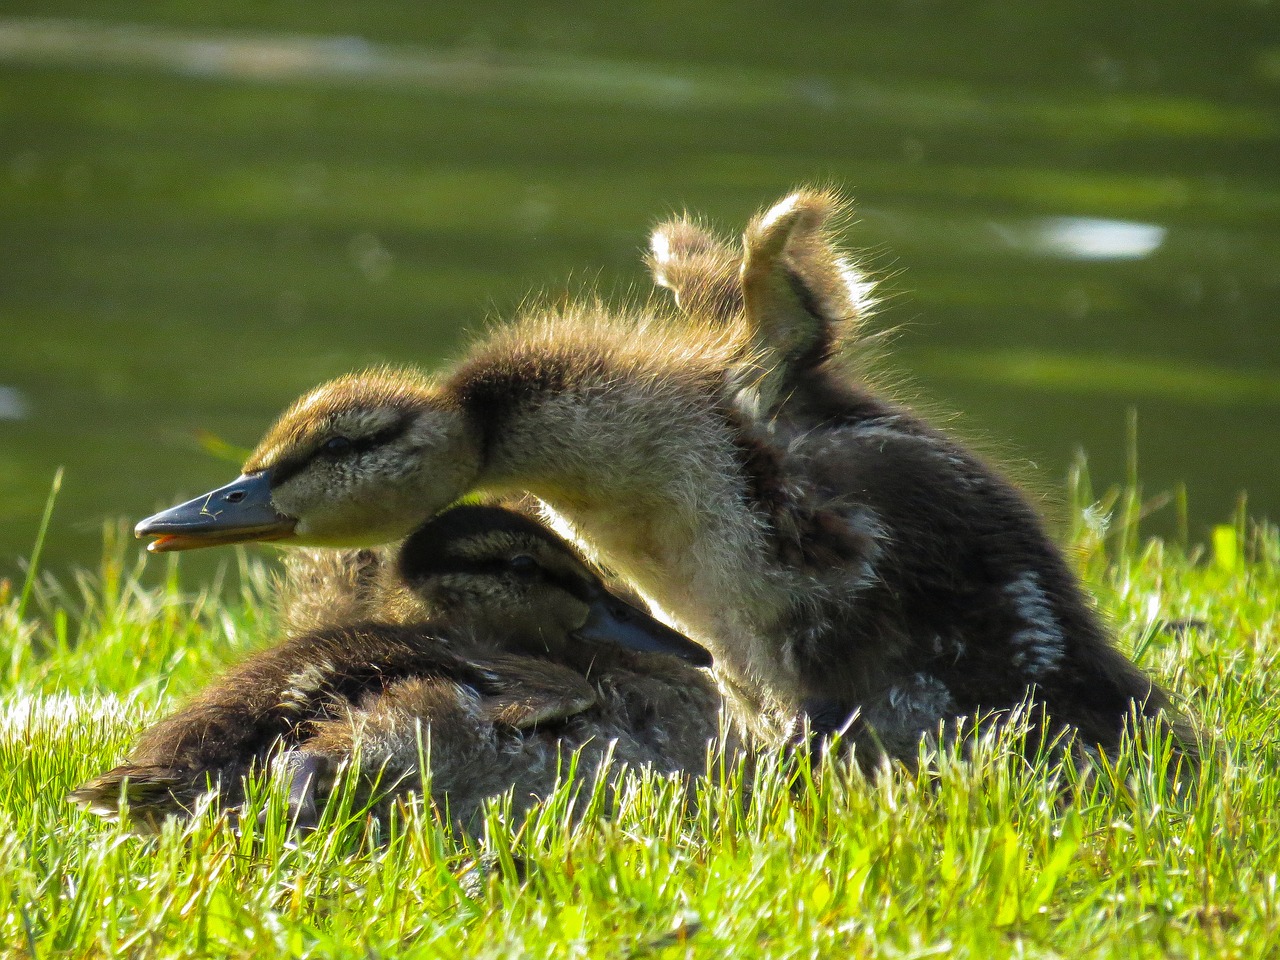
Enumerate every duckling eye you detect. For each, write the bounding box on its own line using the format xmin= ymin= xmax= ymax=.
xmin=508 ymin=555 xmax=538 ymax=577
xmin=322 ymin=436 xmax=353 ymax=456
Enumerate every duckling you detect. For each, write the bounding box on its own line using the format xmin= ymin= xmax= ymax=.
xmin=135 ymin=189 xmax=1195 ymax=764
xmin=650 ymin=193 xmax=1198 ymax=754
xmin=74 ymin=506 xmax=722 ymax=832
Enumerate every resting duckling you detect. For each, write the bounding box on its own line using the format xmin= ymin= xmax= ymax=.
xmin=135 ymin=189 xmax=1195 ymax=764
xmin=74 ymin=506 xmax=722 ymax=832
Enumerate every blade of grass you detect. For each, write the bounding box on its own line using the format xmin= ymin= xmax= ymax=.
xmin=16 ymin=466 xmax=63 ymax=623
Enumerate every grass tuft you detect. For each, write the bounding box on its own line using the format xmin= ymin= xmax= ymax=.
xmin=2 ymin=481 xmax=1278 ymax=958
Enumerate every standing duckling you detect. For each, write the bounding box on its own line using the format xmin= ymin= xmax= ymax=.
xmin=134 ymin=189 xmax=1195 ymax=765
xmin=73 ymin=507 xmax=722 ymax=832
xmin=646 ymin=192 xmax=1200 ymax=760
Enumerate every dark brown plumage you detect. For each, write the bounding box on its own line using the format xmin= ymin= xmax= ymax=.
xmin=648 ymin=190 xmax=1198 ymax=763
xmin=73 ymin=507 xmax=724 ymax=833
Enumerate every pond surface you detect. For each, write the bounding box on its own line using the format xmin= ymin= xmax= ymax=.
xmin=2 ymin=3 xmax=1278 ymax=577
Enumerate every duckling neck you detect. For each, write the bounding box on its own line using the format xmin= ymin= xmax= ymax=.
xmin=447 ymin=345 xmax=799 ymax=716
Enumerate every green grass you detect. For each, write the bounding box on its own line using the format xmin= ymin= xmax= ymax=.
xmin=2 ymin=485 xmax=1278 ymax=959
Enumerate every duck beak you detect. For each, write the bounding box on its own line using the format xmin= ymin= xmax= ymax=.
xmin=574 ymin=593 xmax=713 ymax=666
xmin=135 ymin=472 xmax=297 ymax=553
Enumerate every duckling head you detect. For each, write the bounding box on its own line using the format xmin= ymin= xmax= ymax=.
xmin=400 ymin=505 xmax=712 ymax=666
xmin=138 ymin=368 xmax=481 ymax=551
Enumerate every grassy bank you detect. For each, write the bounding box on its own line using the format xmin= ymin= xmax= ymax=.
xmin=1 ymin=493 xmax=1277 ymax=958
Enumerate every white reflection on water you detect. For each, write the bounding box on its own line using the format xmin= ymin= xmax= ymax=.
xmin=995 ymin=216 xmax=1167 ymax=261
xmin=0 ymin=17 xmax=771 ymax=110
xmin=0 ymin=385 xmax=30 ymax=421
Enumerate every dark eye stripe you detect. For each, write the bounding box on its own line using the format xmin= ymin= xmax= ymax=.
xmin=267 ymin=453 xmax=312 ymax=487
xmin=539 ymin=566 xmax=594 ymax=602
xmin=396 ymin=506 xmax=603 ymax=600
xmin=398 ymin=554 xmax=594 ymax=602
xmin=346 ymin=421 xmax=408 ymax=455
xmin=268 ymin=417 xmax=408 ymax=486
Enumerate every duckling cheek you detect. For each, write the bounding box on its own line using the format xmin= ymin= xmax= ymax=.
xmin=482 ymin=601 xmax=579 ymax=656
xmin=268 ymin=469 xmax=386 ymax=545
xmin=509 ymin=592 xmax=587 ymax=643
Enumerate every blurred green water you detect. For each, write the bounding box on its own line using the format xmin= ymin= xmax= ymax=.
xmin=1 ymin=3 xmax=1277 ymax=577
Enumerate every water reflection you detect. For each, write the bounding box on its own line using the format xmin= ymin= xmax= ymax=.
xmin=995 ymin=217 xmax=1167 ymax=262
xmin=0 ymin=386 xmax=30 ymax=421
xmin=0 ymin=7 xmax=1276 ymax=572
xmin=1 ymin=17 xmax=1274 ymax=135
xmin=0 ymin=17 xmax=775 ymax=109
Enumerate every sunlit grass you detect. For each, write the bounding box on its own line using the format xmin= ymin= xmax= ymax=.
xmin=1 ymin=479 xmax=1278 ymax=958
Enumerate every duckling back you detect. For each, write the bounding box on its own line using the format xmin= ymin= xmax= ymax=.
xmin=294 ymin=644 xmax=727 ymax=830
xmin=70 ymin=620 xmax=499 ymax=829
